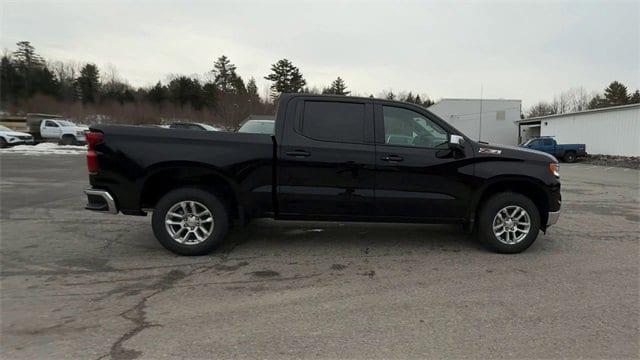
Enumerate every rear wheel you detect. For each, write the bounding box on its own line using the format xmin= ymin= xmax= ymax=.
xmin=563 ymin=151 xmax=576 ymax=163
xmin=478 ymin=192 xmax=540 ymax=253
xmin=152 ymin=188 xmax=229 ymax=256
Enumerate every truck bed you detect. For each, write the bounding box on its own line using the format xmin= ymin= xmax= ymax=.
xmin=89 ymin=125 xmax=275 ymax=216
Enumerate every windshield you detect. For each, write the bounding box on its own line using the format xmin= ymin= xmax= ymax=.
xmin=522 ymin=139 xmax=536 ymax=146
xmin=0 ymin=125 xmax=13 ymax=132
xmin=57 ymin=120 xmax=75 ymax=127
xmin=238 ymin=120 xmax=275 ymax=134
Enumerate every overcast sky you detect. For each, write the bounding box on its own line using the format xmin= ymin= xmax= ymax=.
xmin=1 ymin=0 xmax=638 ymax=107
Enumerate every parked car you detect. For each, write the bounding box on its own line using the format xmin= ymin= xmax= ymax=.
xmin=237 ymin=119 xmax=275 ymax=134
xmin=520 ymin=137 xmax=586 ymax=163
xmin=169 ymin=122 xmax=222 ymax=131
xmin=84 ymin=94 xmax=561 ymax=256
xmin=40 ymin=119 xmax=89 ymax=145
xmin=0 ymin=125 xmax=35 ymax=148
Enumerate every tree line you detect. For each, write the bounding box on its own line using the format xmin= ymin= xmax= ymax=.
xmin=0 ymin=41 xmax=434 ymax=128
xmin=526 ymin=81 xmax=640 ymax=118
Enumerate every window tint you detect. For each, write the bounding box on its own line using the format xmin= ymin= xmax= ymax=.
xmin=45 ymin=120 xmax=58 ymax=127
xmin=302 ymin=101 xmax=365 ymax=143
xmin=543 ymin=138 xmax=553 ymax=146
xmin=382 ymin=106 xmax=448 ymax=148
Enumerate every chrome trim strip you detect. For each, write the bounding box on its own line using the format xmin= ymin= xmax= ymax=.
xmin=84 ymin=188 xmax=118 ymax=214
xmin=547 ymin=210 xmax=560 ymax=226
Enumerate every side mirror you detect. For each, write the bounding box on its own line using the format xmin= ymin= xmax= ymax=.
xmin=448 ymin=134 xmax=465 ymax=151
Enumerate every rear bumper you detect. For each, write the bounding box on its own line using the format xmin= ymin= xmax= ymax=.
xmin=84 ymin=188 xmax=118 ymax=214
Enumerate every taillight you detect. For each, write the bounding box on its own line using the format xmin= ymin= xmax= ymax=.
xmin=86 ymin=131 xmax=103 ymax=173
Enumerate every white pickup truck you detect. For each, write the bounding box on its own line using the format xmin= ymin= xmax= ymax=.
xmin=40 ymin=119 xmax=89 ymax=145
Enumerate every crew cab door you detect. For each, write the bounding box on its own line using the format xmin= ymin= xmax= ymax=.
xmin=41 ymin=120 xmax=61 ymax=138
xmin=539 ymin=138 xmax=556 ymax=155
xmin=373 ymin=103 xmax=474 ymax=220
xmin=277 ymin=97 xmax=376 ymax=217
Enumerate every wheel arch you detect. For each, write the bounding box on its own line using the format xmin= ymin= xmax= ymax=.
xmin=470 ymin=176 xmax=550 ymax=230
xmin=139 ymin=161 xmax=245 ymax=222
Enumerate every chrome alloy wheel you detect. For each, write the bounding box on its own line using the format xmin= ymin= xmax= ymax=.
xmin=492 ymin=205 xmax=531 ymax=245
xmin=164 ymin=201 xmax=214 ymax=244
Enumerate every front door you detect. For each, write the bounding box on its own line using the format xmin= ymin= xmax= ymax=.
xmin=41 ymin=120 xmax=61 ymax=138
xmin=277 ymin=97 xmax=376 ymax=218
xmin=374 ymin=103 xmax=474 ymax=220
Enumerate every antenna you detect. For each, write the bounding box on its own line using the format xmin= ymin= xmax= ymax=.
xmin=478 ymin=84 xmax=483 ymax=141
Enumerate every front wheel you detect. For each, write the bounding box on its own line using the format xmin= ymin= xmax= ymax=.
xmin=152 ymin=188 xmax=229 ymax=256
xmin=477 ymin=192 xmax=541 ymax=253
xmin=0 ymin=137 xmax=7 ymax=148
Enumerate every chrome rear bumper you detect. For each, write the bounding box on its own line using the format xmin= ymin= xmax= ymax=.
xmin=84 ymin=188 xmax=118 ymax=214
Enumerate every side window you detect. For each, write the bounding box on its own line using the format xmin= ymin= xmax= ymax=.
xmin=382 ymin=106 xmax=448 ymax=148
xmin=543 ymin=139 xmax=553 ymax=146
xmin=302 ymin=101 xmax=365 ymax=143
xmin=45 ymin=120 xmax=58 ymax=127
xmin=530 ymin=140 xmax=540 ymax=146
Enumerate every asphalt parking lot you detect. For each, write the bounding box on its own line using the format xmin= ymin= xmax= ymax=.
xmin=1 ymin=153 xmax=638 ymax=359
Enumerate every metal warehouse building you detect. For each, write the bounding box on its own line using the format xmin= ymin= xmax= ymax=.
xmin=428 ymin=99 xmax=521 ymax=145
xmin=516 ymin=104 xmax=640 ymax=156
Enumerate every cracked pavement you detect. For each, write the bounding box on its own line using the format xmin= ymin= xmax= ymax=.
xmin=1 ymin=154 xmax=638 ymax=359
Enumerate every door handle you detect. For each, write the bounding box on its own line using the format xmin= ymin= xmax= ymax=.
xmin=286 ymin=150 xmax=310 ymax=158
xmin=381 ymin=154 xmax=403 ymax=162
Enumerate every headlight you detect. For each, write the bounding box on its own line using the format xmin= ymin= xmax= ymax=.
xmin=76 ymin=130 xmax=84 ymax=136
xmin=549 ymin=162 xmax=560 ymax=178
xmin=7 ymin=136 xmax=18 ymax=142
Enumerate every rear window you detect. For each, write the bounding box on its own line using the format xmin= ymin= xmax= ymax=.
xmin=302 ymin=101 xmax=365 ymax=143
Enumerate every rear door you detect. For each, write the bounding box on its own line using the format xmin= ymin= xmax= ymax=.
xmin=277 ymin=97 xmax=376 ymax=217
xmin=373 ymin=102 xmax=474 ymax=220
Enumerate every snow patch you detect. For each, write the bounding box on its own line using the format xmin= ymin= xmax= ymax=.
xmin=0 ymin=142 xmax=86 ymax=155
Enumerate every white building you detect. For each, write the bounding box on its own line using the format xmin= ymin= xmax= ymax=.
xmin=515 ymin=103 xmax=640 ymax=157
xmin=428 ymin=99 xmax=522 ymax=145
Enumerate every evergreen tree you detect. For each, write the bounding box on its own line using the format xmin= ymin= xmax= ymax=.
xmin=414 ymin=94 xmax=422 ymax=105
xmin=603 ymin=81 xmax=630 ymax=106
xmin=0 ymin=56 xmax=20 ymax=103
xmin=246 ymin=77 xmax=260 ymax=102
xmin=322 ymin=77 xmax=350 ymax=95
xmin=202 ymin=81 xmax=218 ymax=108
xmin=12 ymin=41 xmax=44 ymax=69
xmin=167 ymin=76 xmax=204 ymax=110
xmin=76 ymin=64 xmax=100 ymax=103
xmin=404 ymin=92 xmax=414 ymax=103
xmin=588 ymin=94 xmax=606 ymax=109
xmin=630 ymin=90 xmax=640 ymax=104
xmin=212 ymin=55 xmax=245 ymax=94
xmin=148 ymin=81 xmax=168 ymax=105
xmin=264 ymin=59 xmax=306 ymax=99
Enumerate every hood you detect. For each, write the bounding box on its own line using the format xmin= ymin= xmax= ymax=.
xmin=477 ymin=142 xmax=558 ymax=163
xmin=0 ymin=130 xmax=32 ymax=137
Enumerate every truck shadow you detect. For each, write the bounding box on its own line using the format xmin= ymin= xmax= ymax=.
xmin=219 ymin=219 xmax=484 ymax=255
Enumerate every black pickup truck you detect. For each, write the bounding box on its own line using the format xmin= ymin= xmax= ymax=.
xmin=84 ymin=94 xmax=561 ymax=255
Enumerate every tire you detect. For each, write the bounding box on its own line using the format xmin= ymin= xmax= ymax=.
xmin=59 ymin=135 xmax=75 ymax=145
xmin=0 ymin=137 xmax=7 ymax=148
xmin=477 ymin=192 xmax=541 ymax=254
xmin=152 ymin=188 xmax=229 ymax=256
xmin=563 ymin=151 xmax=576 ymax=163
